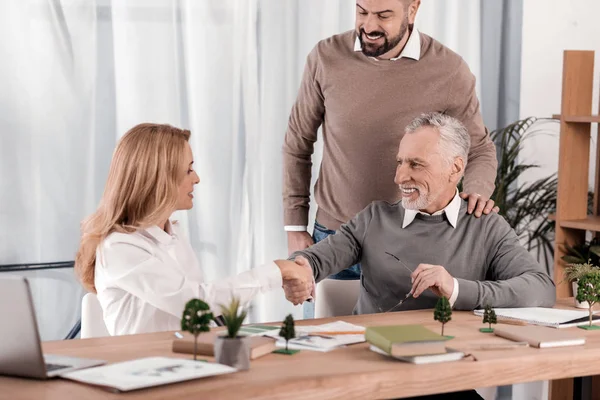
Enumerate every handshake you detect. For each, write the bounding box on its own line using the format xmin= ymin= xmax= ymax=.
xmin=275 ymin=256 xmax=315 ymax=305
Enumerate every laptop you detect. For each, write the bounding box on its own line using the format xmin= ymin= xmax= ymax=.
xmin=0 ymin=275 xmax=105 ymax=379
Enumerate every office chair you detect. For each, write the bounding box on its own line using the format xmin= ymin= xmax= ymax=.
xmin=314 ymin=278 xmax=360 ymax=318
xmin=80 ymin=293 xmax=110 ymax=338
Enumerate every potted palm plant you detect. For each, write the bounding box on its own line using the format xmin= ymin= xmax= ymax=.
xmin=460 ymin=117 xmax=559 ymax=270
xmin=213 ymin=297 xmax=251 ymax=370
xmin=475 ymin=117 xmax=595 ymax=278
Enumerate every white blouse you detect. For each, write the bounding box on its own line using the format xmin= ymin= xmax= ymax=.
xmin=94 ymin=221 xmax=282 ymax=336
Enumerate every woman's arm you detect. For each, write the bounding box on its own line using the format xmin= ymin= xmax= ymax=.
xmin=98 ymin=240 xmax=285 ymax=318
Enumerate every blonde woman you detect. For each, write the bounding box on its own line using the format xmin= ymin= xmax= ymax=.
xmin=75 ymin=123 xmax=312 ymax=336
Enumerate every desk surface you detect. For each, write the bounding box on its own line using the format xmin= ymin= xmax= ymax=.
xmin=3 ymin=299 xmax=600 ymax=400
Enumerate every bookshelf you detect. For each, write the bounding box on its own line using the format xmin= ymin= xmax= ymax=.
xmin=552 ymin=50 xmax=599 ymax=298
xmin=552 ymin=114 xmax=600 ymax=123
xmin=550 ymin=50 xmax=600 ymax=400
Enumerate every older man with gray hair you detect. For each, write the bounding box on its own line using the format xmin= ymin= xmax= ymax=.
xmin=278 ymin=112 xmax=555 ymax=314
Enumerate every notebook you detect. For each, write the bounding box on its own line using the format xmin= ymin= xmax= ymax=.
xmin=172 ymin=333 xmax=276 ymax=359
xmin=365 ymin=324 xmax=449 ymax=357
xmin=370 ymin=345 xmax=465 ymax=364
xmin=61 ymin=357 xmax=236 ymax=392
xmin=493 ymin=325 xmax=586 ymax=348
xmin=473 ymin=307 xmax=600 ymax=329
xmin=263 ymin=321 xmax=365 ymax=352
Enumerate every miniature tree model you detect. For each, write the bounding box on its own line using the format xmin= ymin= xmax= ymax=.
xmin=181 ymin=298 xmax=213 ymax=360
xmin=576 ymin=271 xmax=600 ymax=330
xmin=480 ymin=304 xmax=497 ymax=333
xmin=279 ymin=314 xmax=296 ymax=352
xmin=273 ymin=314 xmax=300 ymax=355
xmin=219 ymin=297 xmax=247 ymax=338
xmin=434 ymin=296 xmax=452 ymax=337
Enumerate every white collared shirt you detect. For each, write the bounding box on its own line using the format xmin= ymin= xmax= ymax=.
xmin=284 ymin=29 xmax=422 ymax=233
xmin=402 ymin=189 xmax=461 ymax=306
xmin=354 ymin=28 xmax=421 ymax=61
xmin=95 ymin=221 xmax=282 ymax=336
xmin=402 ymin=189 xmax=462 ymax=229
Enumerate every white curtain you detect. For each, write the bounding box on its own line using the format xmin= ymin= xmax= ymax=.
xmin=0 ymin=0 xmax=100 ymax=340
xmin=0 ymin=0 xmax=484 ymax=338
xmin=416 ymin=0 xmax=482 ymax=100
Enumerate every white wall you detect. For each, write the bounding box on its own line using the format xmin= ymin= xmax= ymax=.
xmin=519 ymin=0 xmax=600 ymax=187
xmin=517 ymin=3 xmax=600 ymax=399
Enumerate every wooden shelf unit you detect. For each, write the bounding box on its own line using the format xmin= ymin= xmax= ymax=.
xmin=552 ymin=50 xmax=600 ymax=298
xmin=552 ymin=114 xmax=600 ymax=123
xmin=559 ymin=215 xmax=600 ymax=231
xmin=550 ymin=50 xmax=600 ymax=400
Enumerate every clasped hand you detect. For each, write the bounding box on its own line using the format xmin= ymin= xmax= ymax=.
xmin=275 ymin=256 xmax=315 ymax=305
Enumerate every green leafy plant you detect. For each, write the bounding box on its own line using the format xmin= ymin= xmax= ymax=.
xmin=481 ymin=304 xmax=497 ymax=332
xmin=279 ymin=314 xmax=296 ymax=352
xmin=181 ymin=299 xmax=213 ymax=360
xmin=563 ymin=259 xmax=600 ymax=283
xmin=486 ymin=117 xmax=559 ymax=269
xmin=434 ymin=297 xmax=452 ymax=337
xmin=219 ymin=297 xmax=248 ymax=339
xmin=459 ymin=117 xmax=594 ymax=271
xmin=575 ymin=271 xmax=600 ymax=328
xmin=562 ymin=239 xmax=600 ymax=267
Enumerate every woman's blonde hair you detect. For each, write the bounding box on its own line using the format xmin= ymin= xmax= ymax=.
xmin=75 ymin=123 xmax=191 ymax=292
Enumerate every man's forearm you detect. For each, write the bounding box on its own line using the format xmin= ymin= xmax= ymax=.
xmin=282 ymin=147 xmax=313 ymax=226
xmin=462 ymin=137 xmax=498 ymax=199
xmin=289 ymin=210 xmax=369 ymax=282
xmin=453 ymin=272 xmax=556 ymax=310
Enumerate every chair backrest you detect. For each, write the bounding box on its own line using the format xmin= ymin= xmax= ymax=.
xmin=314 ymin=278 xmax=361 ymax=318
xmin=81 ymin=293 xmax=110 ymax=338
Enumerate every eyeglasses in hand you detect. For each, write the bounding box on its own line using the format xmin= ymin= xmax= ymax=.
xmin=377 ymin=252 xmax=415 ymax=313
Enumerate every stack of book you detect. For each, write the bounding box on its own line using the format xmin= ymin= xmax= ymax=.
xmin=172 ymin=325 xmax=280 ymax=359
xmin=366 ymin=324 xmax=464 ymax=364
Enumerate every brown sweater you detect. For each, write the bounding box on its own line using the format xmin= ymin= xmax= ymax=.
xmin=283 ymin=30 xmax=497 ymax=230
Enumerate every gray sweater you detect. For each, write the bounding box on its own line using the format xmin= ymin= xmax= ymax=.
xmin=294 ymin=200 xmax=556 ymax=314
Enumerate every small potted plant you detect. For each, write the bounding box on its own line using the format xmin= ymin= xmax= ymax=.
xmin=575 ymin=271 xmax=600 ymax=330
xmin=480 ymin=304 xmax=497 ymax=333
xmin=434 ymin=296 xmax=452 ymax=338
xmin=180 ymin=299 xmax=213 ymax=361
xmin=563 ymin=260 xmax=600 ymax=308
xmin=213 ymin=297 xmax=251 ymax=370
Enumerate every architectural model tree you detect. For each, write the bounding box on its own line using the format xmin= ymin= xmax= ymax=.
xmin=576 ymin=271 xmax=600 ymax=330
xmin=181 ymin=298 xmax=213 ymax=360
xmin=434 ymin=296 xmax=452 ymax=337
xmin=279 ymin=314 xmax=296 ymax=352
xmin=480 ymin=304 xmax=497 ymax=333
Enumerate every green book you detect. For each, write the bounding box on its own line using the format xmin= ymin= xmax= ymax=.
xmin=238 ymin=325 xmax=279 ymax=336
xmin=365 ymin=324 xmax=449 ymax=357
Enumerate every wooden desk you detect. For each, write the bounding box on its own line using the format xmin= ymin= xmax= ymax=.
xmin=2 ymin=300 xmax=600 ymax=400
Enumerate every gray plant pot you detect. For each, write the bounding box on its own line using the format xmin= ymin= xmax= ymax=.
xmin=214 ymin=335 xmax=251 ymax=371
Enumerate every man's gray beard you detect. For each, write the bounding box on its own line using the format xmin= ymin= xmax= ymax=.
xmin=400 ymin=189 xmax=431 ymax=211
xmin=401 ymin=195 xmax=430 ymax=210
